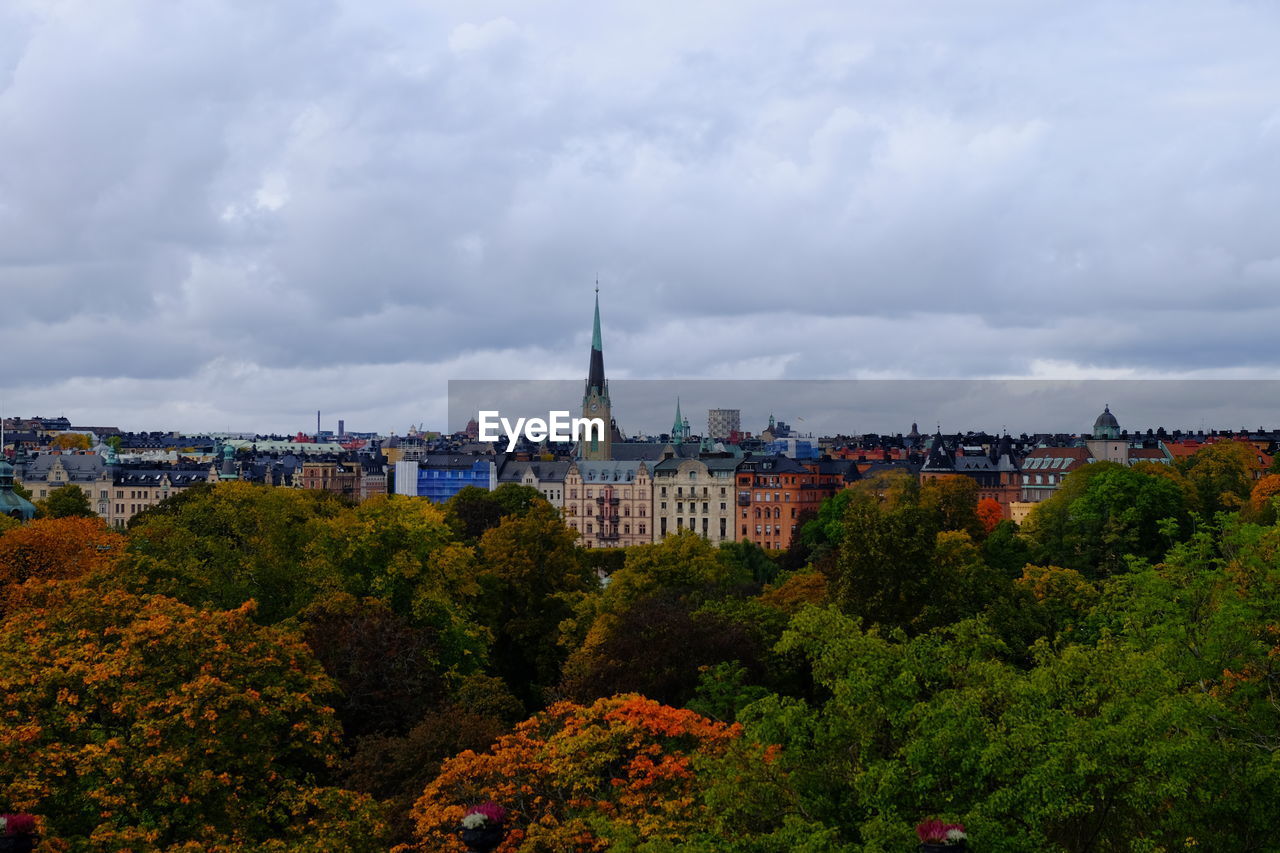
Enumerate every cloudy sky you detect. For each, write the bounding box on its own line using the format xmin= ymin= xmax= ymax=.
xmin=3 ymin=0 xmax=1279 ymax=434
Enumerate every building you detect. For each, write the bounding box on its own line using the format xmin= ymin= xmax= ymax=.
xmin=920 ymin=432 xmax=1024 ymax=519
xmin=299 ymin=458 xmax=364 ymax=500
xmin=707 ymin=409 xmax=741 ymax=440
xmin=394 ymin=455 xmax=497 ymax=503
xmin=652 ymin=454 xmax=739 ymax=544
xmin=563 ymin=460 xmax=652 ymax=547
xmin=735 ymin=454 xmax=842 ymax=551
xmin=497 ymin=459 xmax=571 ymax=508
xmin=1085 ymin=405 xmax=1128 ymax=463
xmin=579 ymin=290 xmax=613 ymax=461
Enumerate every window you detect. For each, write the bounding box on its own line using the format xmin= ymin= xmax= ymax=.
xmin=720 ymin=502 xmax=726 ymax=511
xmin=639 ymin=523 xmax=646 ymax=535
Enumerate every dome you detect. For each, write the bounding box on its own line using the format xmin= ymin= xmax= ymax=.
xmin=1092 ymin=405 xmax=1121 ymax=439
xmin=1094 ymin=405 xmax=1119 ymax=430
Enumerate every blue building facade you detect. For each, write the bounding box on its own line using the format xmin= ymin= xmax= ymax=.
xmin=394 ymin=455 xmax=496 ymax=502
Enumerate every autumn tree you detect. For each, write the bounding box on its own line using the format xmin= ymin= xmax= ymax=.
xmin=50 ymin=433 xmax=90 ymax=452
xmin=975 ymin=497 xmax=1003 ymax=535
xmin=404 ymin=695 xmax=740 ymax=852
xmin=1177 ymin=440 xmax=1255 ymax=517
xmin=0 ymin=583 xmax=385 ymax=850
xmin=0 ymin=516 xmax=125 ymax=611
xmin=1244 ymin=473 xmax=1280 ymax=524
xmin=35 ymin=483 xmax=96 ymax=518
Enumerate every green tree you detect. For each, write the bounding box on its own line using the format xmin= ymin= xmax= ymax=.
xmin=473 ymin=501 xmax=594 ymax=707
xmin=445 ymin=483 xmax=545 ymax=542
xmin=35 ymin=483 xmax=96 ymax=519
xmin=1021 ymin=462 xmax=1187 ymax=577
xmin=124 ymin=481 xmax=351 ymax=624
xmin=829 ymin=488 xmax=939 ymax=631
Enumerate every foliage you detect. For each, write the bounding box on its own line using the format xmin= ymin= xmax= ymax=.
xmin=473 ymin=501 xmax=595 ymax=707
xmin=920 ymin=476 xmax=981 ymax=537
xmin=0 ymin=516 xmax=125 ymax=610
xmin=828 ymin=487 xmax=939 ymax=631
xmin=50 ymin=434 xmax=91 ymax=452
xmin=560 ymin=591 xmax=768 ymax=707
xmin=1021 ymin=462 xmax=1187 ymax=577
xmin=124 ymin=482 xmax=352 ymax=624
xmin=35 ymin=483 xmax=97 ymax=519
xmin=1176 ymin=440 xmax=1256 ymax=517
xmin=345 ymin=674 xmax=523 ymax=846
xmin=1244 ymin=473 xmax=1280 ymax=524
xmin=403 ymin=694 xmax=740 ymax=852
xmin=975 ymin=498 xmax=1003 ymax=535
xmin=445 ymin=484 xmax=546 ymax=543
xmin=300 ymin=594 xmax=456 ymax=738
xmin=0 ymin=582 xmax=385 ymax=851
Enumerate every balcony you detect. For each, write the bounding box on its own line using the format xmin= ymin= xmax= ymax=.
xmin=737 ymin=496 xmax=751 ymax=506
xmin=598 ymin=528 xmax=620 ymax=540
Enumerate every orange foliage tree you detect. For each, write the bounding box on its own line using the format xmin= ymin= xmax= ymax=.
xmin=402 ymin=694 xmax=741 ymax=852
xmin=976 ymin=497 xmax=1004 ymax=534
xmin=0 ymin=583 xmax=385 ymax=851
xmin=1246 ymin=474 xmax=1280 ymax=523
xmin=0 ymin=516 xmax=125 ymax=595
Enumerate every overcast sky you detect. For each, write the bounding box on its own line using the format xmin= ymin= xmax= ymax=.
xmin=3 ymin=0 xmax=1279 ymax=434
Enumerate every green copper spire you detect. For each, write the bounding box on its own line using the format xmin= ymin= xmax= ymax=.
xmin=585 ymin=285 xmax=607 ymax=396
xmin=592 ymin=285 xmax=602 ymax=352
xmin=672 ymin=397 xmax=686 ymax=442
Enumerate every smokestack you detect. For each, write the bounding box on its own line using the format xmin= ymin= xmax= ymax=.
xmin=317 ymin=410 xmax=321 ymax=440
xmin=338 ymin=419 xmax=345 ymax=438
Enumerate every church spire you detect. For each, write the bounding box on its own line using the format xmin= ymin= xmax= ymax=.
xmin=585 ymin=286 xmax=606 ymax=397
xmin=672 ymin=397 xmax=685 ymax=442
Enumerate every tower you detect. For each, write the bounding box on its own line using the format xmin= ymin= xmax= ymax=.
xmin=580 ymin=288 xmax=612 ymax=460
xmin=671 ymin=397 xmax=687 ymax=444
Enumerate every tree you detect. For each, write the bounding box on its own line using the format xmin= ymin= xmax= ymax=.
xmin=975 ymin=498 xmax=1003 ymax=535
xmin=0 ymin=583 xmax=385 ymax=850
xmin=717 ymin=606 xmax=1237 ymax=852
xmin=445 ymin=484 xmax=545 ymax=543
xmin=605 ymin=530 xmax=749 ymax=609
xmin=1021 ymin=462 xmax=1187 ymax=577
xmin=0 ymin=516 xmax=124 ymax=609
xmin=50 ymin=433 xmax=90 ymax=452
xmin=300 ymin=595 xmax=454 ymax=739
xmin=35 ymin=483 xmax=96 ymax=519
xmin=920 ymin=476 xmax=981 ymax=537
xmin=473 ymin=502 xmax=594 ymax=707
xmin=829 ymin=489 xmax=939 ymax=631
xmin=344 ymin=674 xmax=523 ymax=847
xmin=1177 ymin=440 xmax=1255 ymax=517
xmin=1244 ymin=473 xmax=1280 ymax=525
xmin=404 ymin=695 xmax=740 ymax=852
xmin=124 ymin=482 xmax=352 ymax=624
xmin=559 ymin=591 xmax=768 ymax=707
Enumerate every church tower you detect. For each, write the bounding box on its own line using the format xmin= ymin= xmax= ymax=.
xmin=581 ymin=288 xmax=612 ymax=460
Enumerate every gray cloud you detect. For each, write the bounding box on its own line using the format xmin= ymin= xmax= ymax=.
xmin=2 ymin=0 xmax=1279 ymax=432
